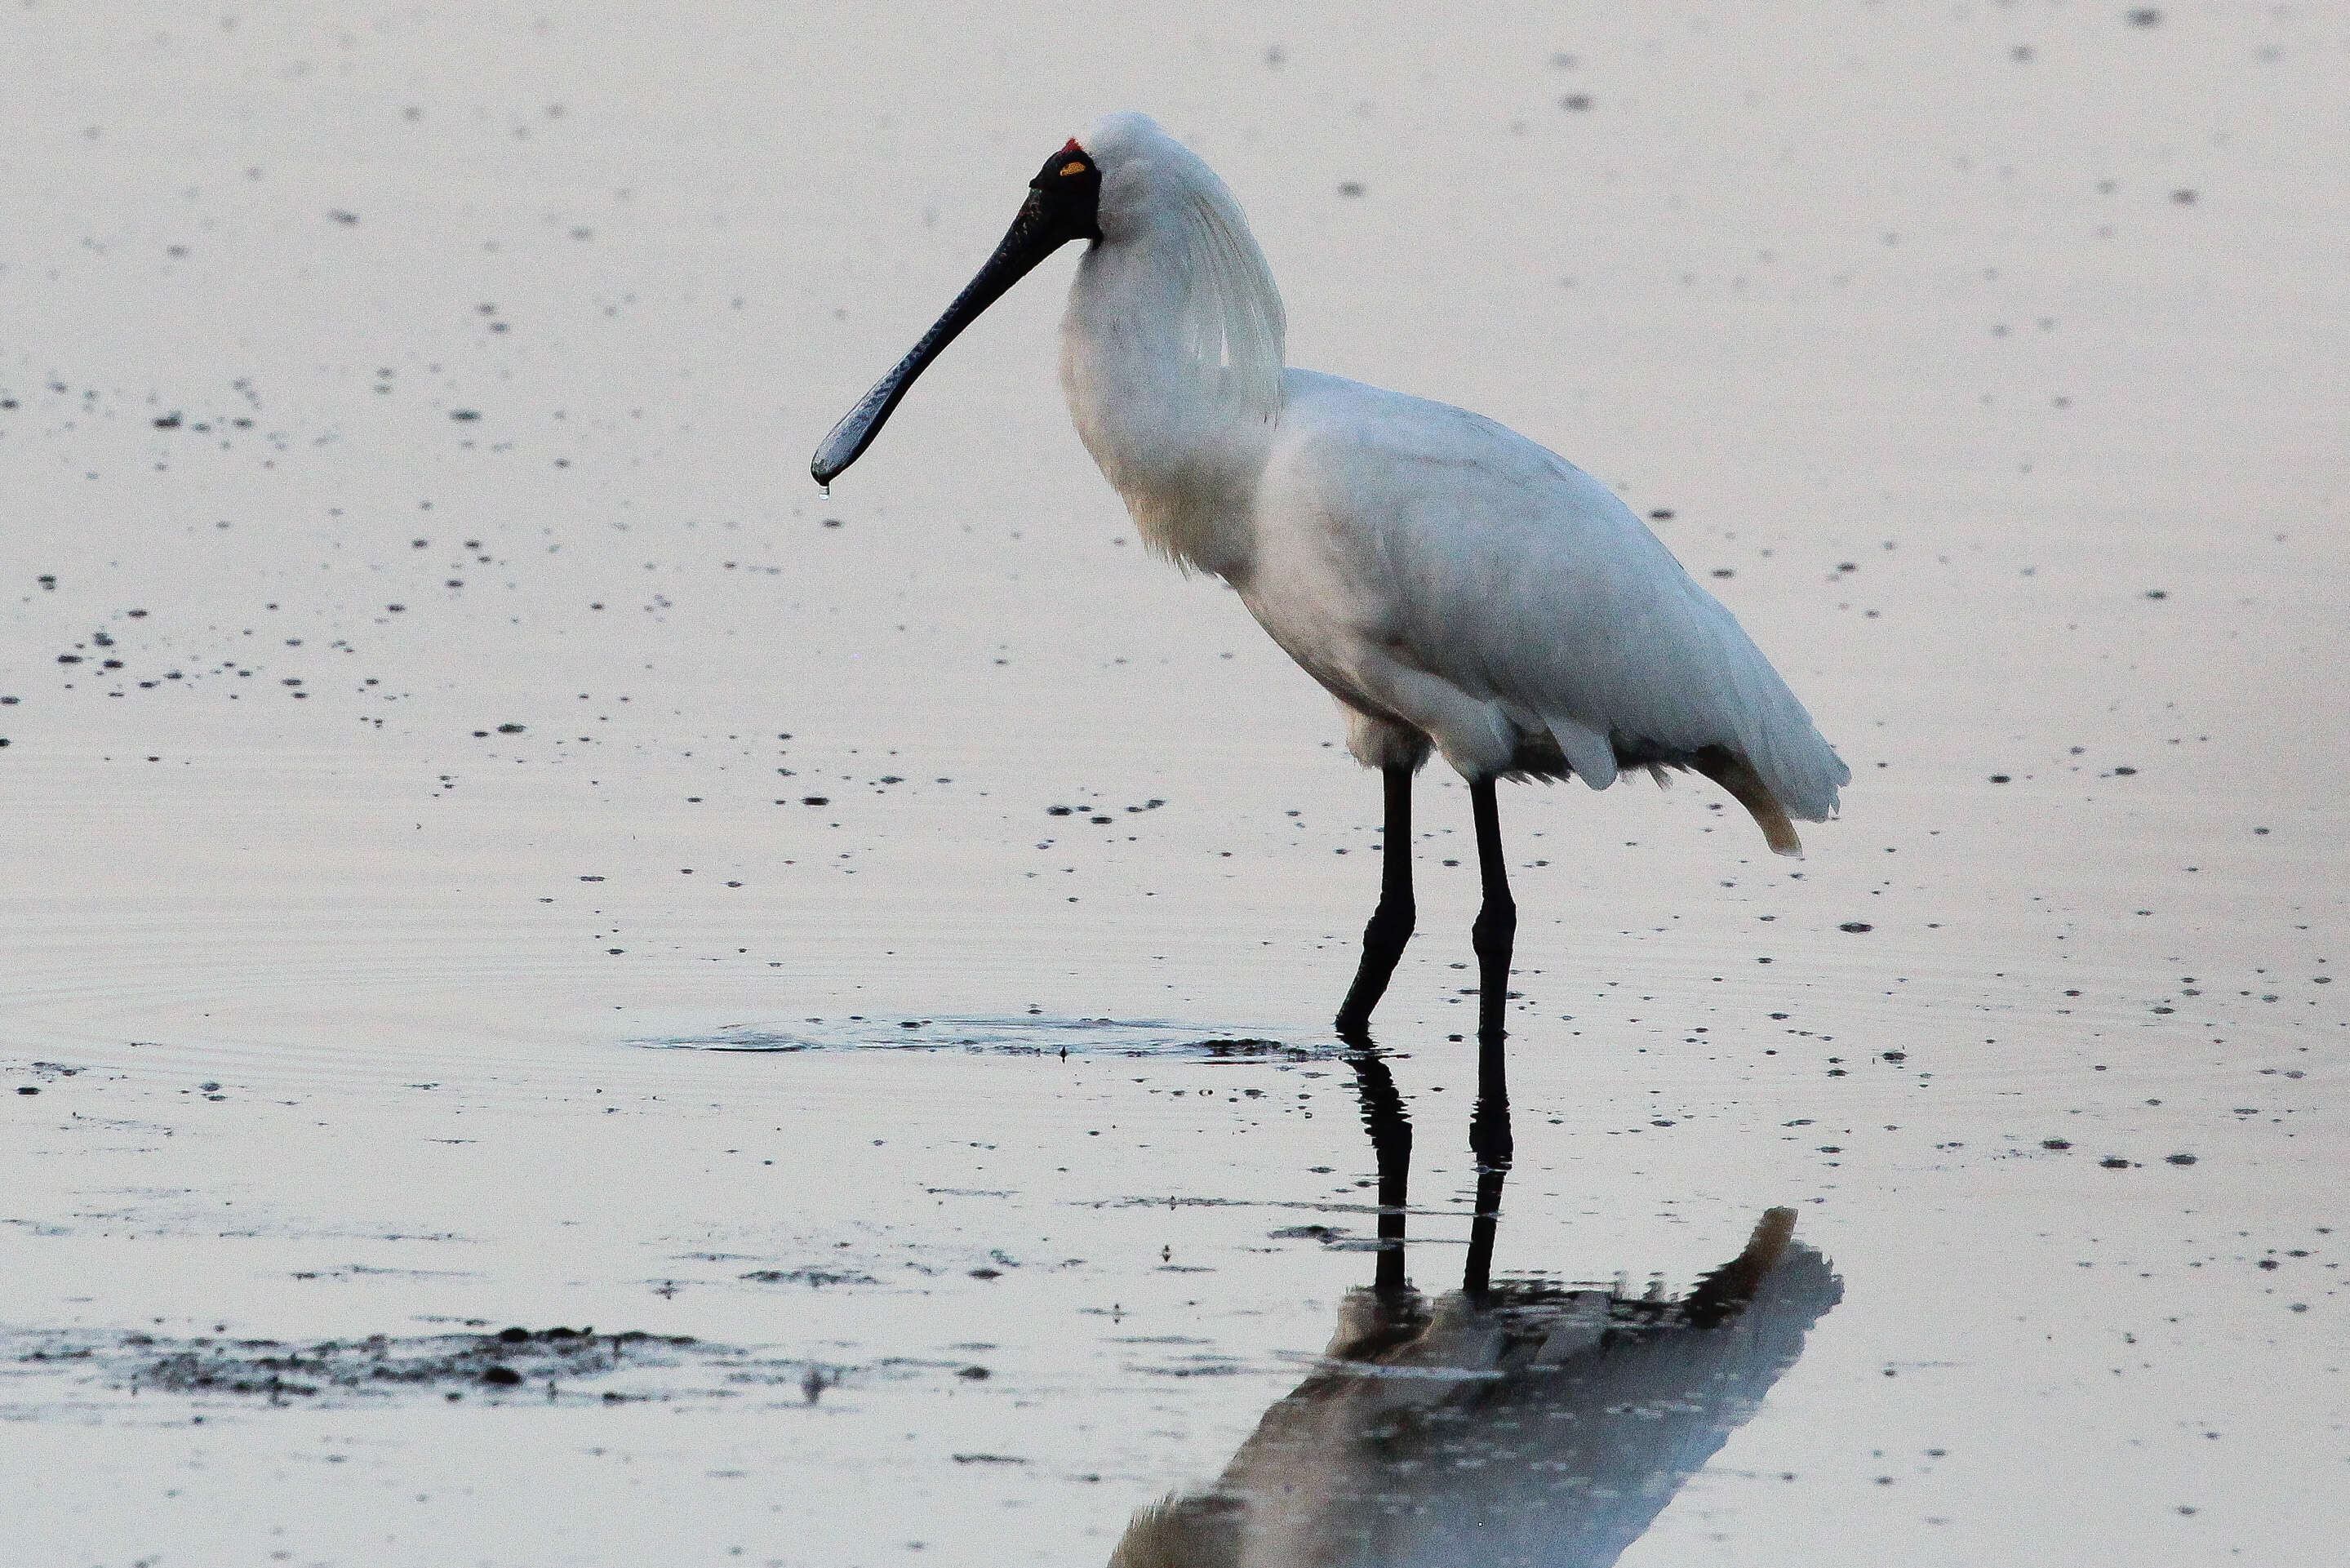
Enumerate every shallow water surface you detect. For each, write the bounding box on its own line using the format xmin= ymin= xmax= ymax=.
xmin=4 ymin=4 xmax=2345 ymax=1565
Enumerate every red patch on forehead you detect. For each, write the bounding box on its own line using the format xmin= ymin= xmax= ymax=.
xmin=1061 ymin=138 xmax=1085 ymax=154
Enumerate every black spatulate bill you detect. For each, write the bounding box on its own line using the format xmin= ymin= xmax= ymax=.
xmin=811 ymin=140 xmax=1102 ymax=486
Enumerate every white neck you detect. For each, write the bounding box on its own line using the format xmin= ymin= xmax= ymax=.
xmin=1055 ymin=147 xmax=1286 ymax=580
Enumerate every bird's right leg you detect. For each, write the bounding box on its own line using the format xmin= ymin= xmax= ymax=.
xmin=1335 ymin=764 xmax=1415 ymax=1038
xmin=1468 ymin=778 xmax=1517 ymax=1043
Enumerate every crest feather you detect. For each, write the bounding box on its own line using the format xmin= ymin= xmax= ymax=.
xmin=1084 ymin=113 xmax=1286 ymax=420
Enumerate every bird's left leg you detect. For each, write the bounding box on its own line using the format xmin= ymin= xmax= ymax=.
xmin=1469 ymin=779 xmax=1517 ymax=1043
xmin=1335 ymin=764 xmax=1416 ymax=1038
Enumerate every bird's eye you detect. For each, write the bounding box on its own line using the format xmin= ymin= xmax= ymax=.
xmin=1059 ymin=161 xmax=1086 ymax=176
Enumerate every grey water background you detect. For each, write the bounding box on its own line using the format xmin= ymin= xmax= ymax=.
xmin=2 ymin=4 xmax=2343 ymax=1564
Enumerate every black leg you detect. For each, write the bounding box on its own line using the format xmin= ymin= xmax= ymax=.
xmin=1468 ymin=779 xmax=1517 ymax=1043
xmin=1335 ymin=765 xmax=1416 ymax=1038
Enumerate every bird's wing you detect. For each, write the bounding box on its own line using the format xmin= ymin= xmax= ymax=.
xmin=1274 ymin=375 xmax=1848 ymax=824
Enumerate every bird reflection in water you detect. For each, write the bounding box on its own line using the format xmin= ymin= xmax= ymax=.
xmin=1108 ymin=1035 xmax=1841 ymax=1568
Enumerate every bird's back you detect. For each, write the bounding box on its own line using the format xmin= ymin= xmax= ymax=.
xmin=1242 ymin=371 xmax=1847 ymax=838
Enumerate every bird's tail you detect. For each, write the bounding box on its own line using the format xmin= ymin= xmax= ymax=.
xmin=1694 ymin=747 xmax=1805 ymax=857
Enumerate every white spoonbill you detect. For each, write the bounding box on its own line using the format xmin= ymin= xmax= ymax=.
xmin=812 ymin=112 xmax=1848 ymax=1038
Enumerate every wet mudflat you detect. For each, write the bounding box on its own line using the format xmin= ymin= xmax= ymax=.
xmin=3 ymin=4 xmax=2344 ymax=1565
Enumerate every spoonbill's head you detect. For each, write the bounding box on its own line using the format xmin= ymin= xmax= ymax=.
xmin=810 ymin=130 xmax=1108 ymax=485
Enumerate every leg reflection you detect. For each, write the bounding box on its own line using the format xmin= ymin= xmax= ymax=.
xmin=1343 ymin=1030 xmax=1515 ymax=1303
xmin=1104 ymin=1030 xmax=1843 ymax=1568
xmin=1464 ymin=1025 xmax=1513 ymax=1300
xmin=1343 ymin=1043 xmax=1414 ymax=1299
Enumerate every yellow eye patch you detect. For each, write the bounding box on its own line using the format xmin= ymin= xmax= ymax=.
xmin=1059 ymin=161 xmax=1086 ymax=176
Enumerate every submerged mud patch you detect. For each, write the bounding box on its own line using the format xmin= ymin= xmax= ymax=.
xmin=631 ymin=1012 xmax=1326 ymax=1061
xmin=0 ymin=1324 xmax=899 ymax=1411
xmin=139 ymin=1325 xmax=682 ymax=1399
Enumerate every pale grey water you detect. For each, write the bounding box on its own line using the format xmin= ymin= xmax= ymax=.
xmin=2 ymin=4 xmax=2344 ymax=1564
